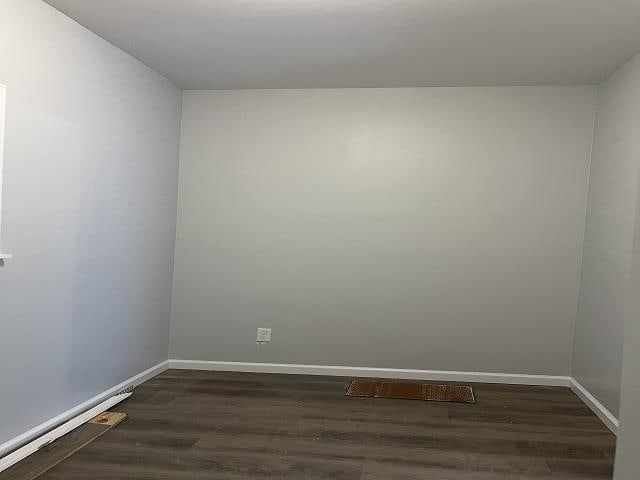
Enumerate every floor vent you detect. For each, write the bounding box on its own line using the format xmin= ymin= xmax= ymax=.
xmin=345 ymin=380 xmax=476 ymax=404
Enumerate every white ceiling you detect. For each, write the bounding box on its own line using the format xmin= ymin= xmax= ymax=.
xmin=44 ymin=0 xmax=640 ymax=90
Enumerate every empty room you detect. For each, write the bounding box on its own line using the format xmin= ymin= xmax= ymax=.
xmin=1 ymin=0 xmax=640 ymax=478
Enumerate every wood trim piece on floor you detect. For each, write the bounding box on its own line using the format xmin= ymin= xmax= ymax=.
xmin=1 ymin=411 xmax=127 ymax=480
xmin=570 ymin=378 xmax=619 ymax=435
xmin=0 ymin=360 xmax=169 ymax=458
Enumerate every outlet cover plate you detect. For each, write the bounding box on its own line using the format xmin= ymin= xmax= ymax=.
xmin=256 ymin=328 xmax=272 ymax=343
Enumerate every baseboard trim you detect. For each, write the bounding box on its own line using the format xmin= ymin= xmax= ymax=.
xmin=0 ymin=360 xmax=169 ymax=457
xmin=168 ymin=359 xmax=572 ymax=387
xmin=570 ymin=378 xmax=619 ymax=435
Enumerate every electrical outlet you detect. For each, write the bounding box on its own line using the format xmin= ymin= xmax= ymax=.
xmin=256 ymin=328 xmax=272 ymax=343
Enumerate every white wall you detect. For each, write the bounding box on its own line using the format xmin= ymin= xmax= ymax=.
xmin=573 ymin=53 xmax=640 ymax=417
xmin=614 ymin=164 xmax=640 ymax=478
xmin=0 ymin=0 xmax=181 ymax=448
xmin=170 ymin=87 xmax=596 ymax=375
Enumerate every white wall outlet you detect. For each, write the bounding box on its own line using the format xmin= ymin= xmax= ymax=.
xmin=256 ymin=327 xmax=272 ymax=343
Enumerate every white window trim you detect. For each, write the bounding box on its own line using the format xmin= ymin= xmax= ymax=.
xmin=0 ymin=84 xmax=11 ymax=260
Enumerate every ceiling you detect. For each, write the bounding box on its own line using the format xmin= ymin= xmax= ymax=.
xmin=44 ymin=0 xmax=640 ymax=90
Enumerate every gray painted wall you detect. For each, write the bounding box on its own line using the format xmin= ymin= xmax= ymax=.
xmin=573 ymin=53 xmax=640 ymax=417
xmin=170 ymin=87 xmax=596 ymax=375
xmin=614 ymin=165 xmax=640 ymax=478
xmin=0 ymin=0 xmax=181 ymax=446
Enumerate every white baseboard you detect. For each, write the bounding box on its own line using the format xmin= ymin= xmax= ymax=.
xmin=570 ymin=378 xmax=619 ymax=435
xmin=168 ymin=359 xmax=572 ymax=387
xmin=0 ymin=360 xmax=169 ymax=457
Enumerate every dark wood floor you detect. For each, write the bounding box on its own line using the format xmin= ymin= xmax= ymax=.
xmin=35 ymin=369 xmax=615 ymax=479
